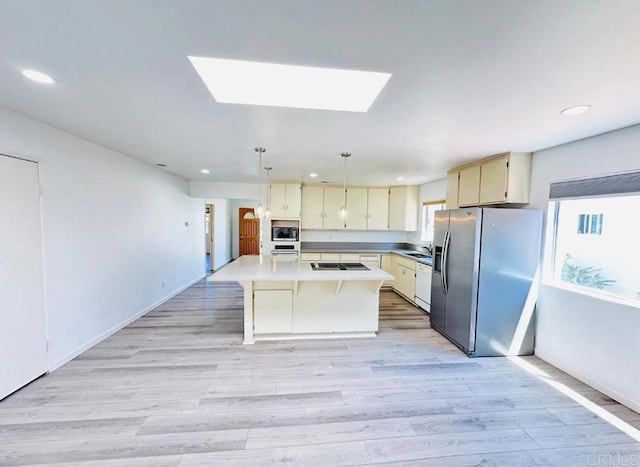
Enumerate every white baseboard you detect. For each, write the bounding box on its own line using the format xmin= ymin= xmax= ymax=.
xmin=49 ymin=274 xmax=205 ymax=371
xmin=535 ymin=349 xmax=640 ymax=414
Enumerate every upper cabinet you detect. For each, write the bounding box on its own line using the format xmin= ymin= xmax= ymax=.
xmin=388 ymin=185 xmax=419 ymax=231
xmin=322 ymin=187 xmax=346 ymax=230
xmin=446 ymin=152 xmax=532 ymax=208
xmin=300 ymin=185 xmax=412 ymax=231
xmin=345 ymin=187 xmax=390 ymax=231
xmin=269 ymin=183 xmax=301 ymax=218
xmin=300 ymin=186 xmax=324 ymax=229
xmin=345 ymin=187 xmax=368 ymax=230
xmin=445 ymin=172 xmax=459 ymax=209
xmin=367 ymin=188 xmax=389 ymax=230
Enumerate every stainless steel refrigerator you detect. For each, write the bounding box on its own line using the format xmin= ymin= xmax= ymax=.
xmin=431 ymin=207 xmax=542 ymax=357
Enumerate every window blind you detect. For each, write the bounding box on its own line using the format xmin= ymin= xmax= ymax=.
xmin=549 ymin=170 xmax=640 ymax=200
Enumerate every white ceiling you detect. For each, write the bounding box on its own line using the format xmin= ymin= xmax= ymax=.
xmin=1 ymin=0 xmax=640 ymax=186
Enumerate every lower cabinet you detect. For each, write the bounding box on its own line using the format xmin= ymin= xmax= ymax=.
xmin=253 ymin=290 xmax=293 ymax=333
xmin=381 ymin=254 xmax=395 ymax=287
xmin=393 ymin=262 xmax=416 ymax=301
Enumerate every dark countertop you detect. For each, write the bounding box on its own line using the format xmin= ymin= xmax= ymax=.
xmin=300 ymin=242 xmax=433 ymax=266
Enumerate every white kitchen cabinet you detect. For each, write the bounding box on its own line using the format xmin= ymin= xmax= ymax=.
xmin=446 ymin=152 xmax=532 ymax=207
xmin=388 ymin=186 xmax=419 ymax=231
xmin=381 ymin=254 xmax=395 ymax=287
xmin=301 ymin=186 xmax=324 ymax=229
xmin=345 ymin=188 xmax=368 ymax=230
xmin=340 ymin=253 xmax=360 ymax=262
xmin=393 ymin=256 xmax=416 ymax=301
xmin=269 ymin=183 xmax=301 ymax=218
xmin=479 ymin=152 xmax=531 ymax=204
xmin=446 ymin=171 xmax=460 ymax=209
xmin=458 ymin=165 xmax=481 ymax=207
xmin=367 ymin=188 xmax=389 ymax=230
xmin=323 ymin=186 xmax=346 ymax=230
xmin=300 ymin=253 xmax=321 ymax=262
xmin=359 ymin=254 xmax=381 ymax=269
xmin=253 ymin=290 xmax=293 ymax=333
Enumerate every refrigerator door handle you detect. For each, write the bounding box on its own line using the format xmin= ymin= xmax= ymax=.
xmin=442 ymin=228 xmax=451 ymax=294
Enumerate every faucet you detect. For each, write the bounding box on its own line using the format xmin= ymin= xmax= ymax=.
xmin=422 ymin=244 xmax=433 ymax=256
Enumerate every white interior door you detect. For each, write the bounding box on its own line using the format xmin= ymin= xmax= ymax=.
xmin=0 ymin=154 xmax=47 ymax=400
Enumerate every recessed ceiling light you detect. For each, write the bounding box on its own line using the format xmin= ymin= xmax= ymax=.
xmin=200 ymin=169 xmax=210 ymax=174
xmin=188 ymin=57 xmax=391 ymax=112
xmin=560 ymin=105 xmax=591 ymax=116
xmin=396 ymin=176 xmax=405 ymax=181
xmin=21 ymin=69 xmax=55 ymax=84
xmin=309 ymin=173 xmax=318 ymax=178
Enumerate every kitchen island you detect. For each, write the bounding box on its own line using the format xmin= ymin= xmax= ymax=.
xmin=207 ymin=255 xmax=394 ymax=344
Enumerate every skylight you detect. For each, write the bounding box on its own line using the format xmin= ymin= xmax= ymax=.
xmin=188 ymin=57 xmax=391 ymax=112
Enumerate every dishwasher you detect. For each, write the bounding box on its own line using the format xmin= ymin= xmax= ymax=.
xmin=415 ymin=262 xmax=432 ymax=312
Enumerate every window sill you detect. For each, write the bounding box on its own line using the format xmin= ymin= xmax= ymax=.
xmin=542 ymin=280 xmax=640 ymax=310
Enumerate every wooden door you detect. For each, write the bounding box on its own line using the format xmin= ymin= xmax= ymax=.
xmin=1 ymin=155 xmax=48 ymax=400
xmin=239 ymin=208 xmax=260 ymax=256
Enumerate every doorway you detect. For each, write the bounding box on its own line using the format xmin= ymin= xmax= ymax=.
xmin=205 ymin=204 xmax=214 ymax=273
xmin=0 ymin=154 xmax=48 ymax=399
xmin=239 ymin=207 xmax=260 ymax=256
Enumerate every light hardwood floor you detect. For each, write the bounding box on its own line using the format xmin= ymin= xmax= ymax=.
xmin=1 ymin=280 xmax=639 ymax=466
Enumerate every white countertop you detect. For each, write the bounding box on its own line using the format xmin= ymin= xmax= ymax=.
xmin=208 ymin=255 xmax=394 ymax=282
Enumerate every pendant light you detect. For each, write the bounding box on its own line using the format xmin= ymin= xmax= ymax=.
xmin=264 ymin=166 xmax=273 ymax=220
xmin=254 ymin=147 xmax=267 ymax=218
xmin=339 ymin=152 xmax=351 ymax=223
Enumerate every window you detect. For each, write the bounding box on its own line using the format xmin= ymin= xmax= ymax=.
xmin=421 ymin=201 xmax=445 ymax=243
xmin=547 ymin=171 xmax=640 ymax=304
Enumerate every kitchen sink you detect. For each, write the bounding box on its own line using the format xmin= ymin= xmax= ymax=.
xmin=406 ymin=253 xmax=431 ymax=259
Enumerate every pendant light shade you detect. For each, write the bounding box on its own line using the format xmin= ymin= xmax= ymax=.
xmin=339 ymin=152 xmax=351 ymax=223
xmin=254 ymin=147 xmax=268 ymax=219
xmin=264 ymin=166 xmax=272 ymax=220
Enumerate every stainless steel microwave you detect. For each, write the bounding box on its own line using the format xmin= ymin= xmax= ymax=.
xmin=271 ymin=226 xmax=299 ymax=241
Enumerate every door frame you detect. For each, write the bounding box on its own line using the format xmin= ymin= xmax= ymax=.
xmin=205 ymin=203 xmax=215 ymax=271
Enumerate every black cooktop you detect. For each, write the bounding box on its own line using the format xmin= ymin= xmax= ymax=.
xmin=310 ymin=262 xmax=369 ymax=271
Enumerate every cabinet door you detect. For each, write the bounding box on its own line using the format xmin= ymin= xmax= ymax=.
xmin=381 ymin=254 xmax=395 ymax=287
xmin=345 ymin=187 xmax=368 ymax=230
xmin=323 ymin=187 xmax=346 ymax=229
xmin=301 ymin=186 xmax=324 ymax=229
xmin=253 ymin=290 xmax=292 ymax=334
xmin=388 ymin=186 xmax=405 ymax=230
xmin=479 ymin=156 xmax=509 ymax=204
xmin=395 ymin=264 xmax=416 ymax=300
xmin=269 ymin=184 xmax=287 ymax=218
xmin=367 ymin=188 xmax=389 ymax=230
xmin=285 ymin=183 xmax=301 ymax=217
xmin=446 ymin=171 xmax=459 ymax=209
xmin=458 ymin=165 xmax=481 ymax=207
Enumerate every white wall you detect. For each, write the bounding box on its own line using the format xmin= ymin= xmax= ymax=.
xmin=530 ymin=124 xmax=640 ymax=412
xmin=191 ymin=181 xmax=261 ymax=200
xmin=406 ymin=178 xmax=447 ymax=246
xmin=0 ymin=106 xmax=204 ymax=370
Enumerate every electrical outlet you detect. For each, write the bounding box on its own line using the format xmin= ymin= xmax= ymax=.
xmin=161 ymin=281 xmax=165 ymax=288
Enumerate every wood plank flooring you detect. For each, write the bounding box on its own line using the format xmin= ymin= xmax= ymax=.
xmin=1 ymin=280 xmax=639 ymax=466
